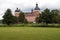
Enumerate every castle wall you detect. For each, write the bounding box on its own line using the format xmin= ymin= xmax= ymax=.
xmin=25 ymin=10 xmax=40 ymax=23
xmin=25 ymin=15 xmax=36 ymax=23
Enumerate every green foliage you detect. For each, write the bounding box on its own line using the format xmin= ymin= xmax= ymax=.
xmin=0 ymin=24 xmax=60 ymax=28
xmin=36 ymin=8 xmax=60 ymax=24
xmin=36 ymin=14 xmax=41 ymax=23
xmin=36 ymin=8 xmax=51 ymax=23
xmin=41 ymin=8 xmax=52 ymax=23
xmin=50 ymin=9 xmax=59 ymax=23
xmin=2 ymin=9 xmax=17 ymax=25
xmin=18 ymin=12 xmax=28 ymax=23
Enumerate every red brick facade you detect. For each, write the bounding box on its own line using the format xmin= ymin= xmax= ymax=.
xmin=25 ymin=10 xmax=40 ymax=23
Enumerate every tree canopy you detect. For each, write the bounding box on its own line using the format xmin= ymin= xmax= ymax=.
xmin=36 ymin=8 xmax=60 ymax=24
xmin=18 ymin=12 xmax=28 ymax=23
xmin=2 ymin=9 xmax=17 ymax=25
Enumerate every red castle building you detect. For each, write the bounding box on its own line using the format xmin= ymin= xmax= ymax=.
xmin=14 ymin=3 xmax=40 ymax=23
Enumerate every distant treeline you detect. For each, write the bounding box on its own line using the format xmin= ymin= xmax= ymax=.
xmin=0 ymin=24 xmax=60 ymax=28
xmin=1 ymin=8 xmax=60 ymax=25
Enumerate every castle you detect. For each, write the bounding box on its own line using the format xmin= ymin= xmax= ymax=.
xmin=14 ymin=3 xmax=40 ymax=23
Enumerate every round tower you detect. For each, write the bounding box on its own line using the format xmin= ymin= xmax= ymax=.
xmin=15 ymin=8 xmax=20 ymax=17
xmin=33 ymin=3 xmax=40 ymax=15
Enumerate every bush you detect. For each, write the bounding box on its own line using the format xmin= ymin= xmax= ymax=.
xmin=0 ymin=24 xmax=60 ymax=28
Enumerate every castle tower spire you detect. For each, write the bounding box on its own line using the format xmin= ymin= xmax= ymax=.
xmin=15 ymin=8 xmax=20 ymax=12
xmin=15 ymin=8 xmax=20 ymax=18
xmin=34 ymin=3 xmax=40 ymax=10
xmin=36 ymin=3 xmax=38 ymax=7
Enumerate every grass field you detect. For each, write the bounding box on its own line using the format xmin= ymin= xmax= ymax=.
xmin=0 ymin=27 xmax=60 ymax=40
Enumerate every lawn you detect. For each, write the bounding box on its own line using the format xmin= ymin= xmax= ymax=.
xmin=0 ymin=27 xmax=60 ymax=40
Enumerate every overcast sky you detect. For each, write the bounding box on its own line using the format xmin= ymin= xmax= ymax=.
xmin=0 ymin=0 xmax=60 ymax=19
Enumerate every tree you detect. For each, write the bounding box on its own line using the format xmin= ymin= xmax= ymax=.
xmin=36 ymin=14 xmax=41 ymax=23
xmin=50 ymin=9 xmax=59 ymax=23
xmin=40 ymin=8 xmax=51 ymax=24
xmin=37 ymin=8 xmax=60 ymax=24
xmin=34 ymin=8 xmax=60 ymax=24
xmin=2 ymin=9 xmax=17 ymax=25
xmin=18 ymin=12 xmax=28 ymax=23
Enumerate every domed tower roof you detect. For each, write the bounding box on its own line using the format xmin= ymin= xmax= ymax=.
xmin=34 ymin=3 xmax=40 ymax=10
xmin=15 ymin=8 xmax=20 ymax=12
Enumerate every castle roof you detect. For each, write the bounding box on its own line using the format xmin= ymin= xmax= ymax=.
xmin=34 ymin=3 xmax=40 ymax=10
xmin=15 ymin=8 xmax=20 ymax=12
